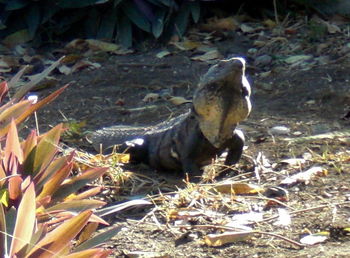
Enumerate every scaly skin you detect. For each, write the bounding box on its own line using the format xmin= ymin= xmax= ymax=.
xmin=91 ymin=57 xmax=251 ymax=177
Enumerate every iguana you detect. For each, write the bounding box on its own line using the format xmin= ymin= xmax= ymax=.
xmin=91 ymin=57 xmax=251 ymax=177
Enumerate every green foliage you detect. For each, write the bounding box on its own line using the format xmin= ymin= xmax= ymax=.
xmin=0 ymin=65 xmax=116 ymax=257
xmin=0 ymin=0 xmax=202 ymax=47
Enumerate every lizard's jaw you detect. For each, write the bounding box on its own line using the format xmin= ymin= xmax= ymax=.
xmin=195 ymin=95 xmax=251 ymax=148
xmin=193 ymin=58 xmax=251 ymax=148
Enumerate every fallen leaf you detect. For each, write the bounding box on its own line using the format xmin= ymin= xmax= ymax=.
xmin=214 ymin=182 xmax=264 ymax=194
xmin=71 ymin=60 xmax=101 ymax=73
xmin=280 ymin=166 xmax=328 ymax=186
xmin=66 ymin=39 xmax=132 ymax=55
xmin=61 ymin=54 xmax=83 ymax=65
xmin=273 ymin=208 xmax=291 ymax=227
xmin=268 ymin=126 xmax=291 ymax=135
xmin=86 ymin=39 xmax=121 ymax=53
xmin=240 ymin=23 xmax=255 ymax=33
xmin=191 ymin=50 xmax=221 ymax=62
xmin=204 ymin=231 xmax=253 ymax=246
xmin=66 ymin=39 xmax=89 ymax=50
xmin=171 ymin=40 xmax=202 ymax=51
xmin=156 ymin=50 xmax=171 ymax=58
xmin=143 ymin=93 xmax=160 ymax=102
xmin=58 ymin=65 xmax=72 ymax=75
xmin=200 ymin=17 xmax=238 ymax=31
xmin=228 ymin=212 xmax=263 ymax=228
xmin=168 ymin=96 xmax=191 ymax=105
xmin=300 ymin=233 xmax=328 ymax=245
xmin=284 ymin=55 xmax=313 ymax=64
xmin=279 ymin=158 xmax=306 ymax=167
xmin=263 ymin=19 xmax=277 ymax=29
xmin=168 ymin=208 xmax=203 ymax=220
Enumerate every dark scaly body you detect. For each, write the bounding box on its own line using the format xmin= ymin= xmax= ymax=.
xmin=91 ymin=57 xmax=251 ymax=177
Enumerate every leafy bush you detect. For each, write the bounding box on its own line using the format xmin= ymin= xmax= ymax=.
xmin=0 ymin=63 xmax=117 ymax=257
xmin=0 ymin=0 xmax=201 ymax=47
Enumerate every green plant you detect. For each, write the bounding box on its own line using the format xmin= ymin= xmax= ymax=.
xmin=0 ymin=62 xmax=118 ymax=257
xmin=0 ymin=0 xmax=201 ymax=48
xmin=0 ymin=121 xmax=114 ymax=256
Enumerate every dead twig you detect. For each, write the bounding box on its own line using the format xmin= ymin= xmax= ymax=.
xmin=192 ymin=225 xmax=304 ymax=248
xmin=260 ymin=201 xmax=350 ymax=223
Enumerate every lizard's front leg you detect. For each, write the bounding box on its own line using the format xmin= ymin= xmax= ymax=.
xmin=224 ymin=129 xmax=245 ymax=166
xmin=179 ymin=127 xmax=204 ymax=178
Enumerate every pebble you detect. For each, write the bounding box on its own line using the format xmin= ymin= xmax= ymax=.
xmin=247 ymin=48 xmax=258 ymax=55
xmin=268 ymin=126 xmax=291 ymax=135
xmin=259 ymin=82 xmax=273 ymax=91
xmin=254 ymin=55 xmax=272 ymax=66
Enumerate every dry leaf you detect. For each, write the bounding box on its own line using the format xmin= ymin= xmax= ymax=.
xmin=263 ymin=19 xmax=277 ymax=29
xmin=156 ymin=50 xmax=171 ymax=58
xmin=280 ymin=166 xmax=328 ymax=186
xmin=171 ymin=40 xmax=202 ymax=51
xmin=240 ymin=24 xmax=255 ymax=33
xmin=143 ymin=93 xmax=160 ymax=102
xmin=204 ymin=231 xmax=253 ymax=246
xmin=61 ymin=54 xmax=83 ymax=65
xmin=284 ymin=55 xmax=313 ymax=64
xmin=279 ymin=158 xmax=306 ymax=167
xmin=228 ymin=212 xmax=263 ymax=228
xmin=86 ymin=39 xmax=121 ymax=52
xmin=201 ymin=17 xmax=238 ymax=31
xmin=71 ymin=60 xmax=101 ymax=73
xmin=273 ymin=208 xmax=291 ymax=227
xmin=168 ymin=96 xmax=191 ymax=105
xmin=66 ymin=39 xmax=88 ymax=50
xmin=58 ymin=65 xmax=72 ymax=75
xmin=191 ymin=50 xmax=221 ymax=62
xmin=168 ymin=208 xmax=203 ymax=220
xmin=66 ymin=39 xmax=132 ymax=55
xmin=300 ymin=233 xmax=328 ymax=245
xmin=214 ymin=182 xmax=264 ymax=194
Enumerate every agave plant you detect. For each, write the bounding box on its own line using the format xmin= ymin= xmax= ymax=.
xmin=0 ymin=0 xmax=201 ymax=47
xmin=0 ymin=61 xmax=118 ymax=257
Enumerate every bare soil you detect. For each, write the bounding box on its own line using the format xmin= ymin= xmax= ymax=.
xmin=26 ymin=38 xmax=350 ymax=257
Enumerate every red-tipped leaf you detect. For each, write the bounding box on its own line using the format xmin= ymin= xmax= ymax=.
xmin=9 ymin=182 xmax=36 ymax=256
xmin=26 ymin=210 xmax=92 ymax=258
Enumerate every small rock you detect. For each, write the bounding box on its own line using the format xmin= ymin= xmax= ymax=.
xmin=247 ymin=48 xmax=258 ymax=55
xmin=268 ymin=126 xmax=291 ymax=135
xmin=240 ymin=23 xmax=255 ymax=33
xmin=259 ymin=82 xmax=273 ymax=91
xmin=254 ymin=55 xmax=272 ymax=66
xmin=259 ymin=71 xmax=271 ymax=78
xmin=292 ymin=131 xmax=303 ymax=136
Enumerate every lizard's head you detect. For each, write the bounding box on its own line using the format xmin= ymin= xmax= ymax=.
xmin=193 ymin=57 xmax=251 ymax=147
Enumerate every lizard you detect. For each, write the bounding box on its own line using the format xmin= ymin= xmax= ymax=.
xmin=91 ymin=57 xmax=252 ymax=178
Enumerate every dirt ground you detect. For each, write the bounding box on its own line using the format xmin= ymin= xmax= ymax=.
xmin=23 ymin=35 xmax=350 ymax=256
